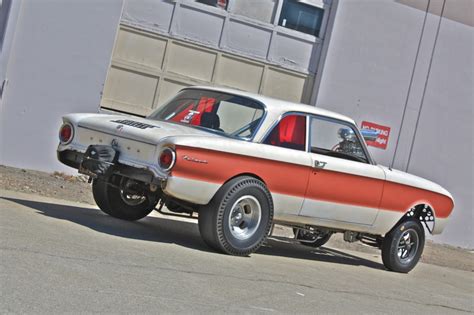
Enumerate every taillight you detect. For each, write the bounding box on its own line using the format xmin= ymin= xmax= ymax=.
xmin=159 ymin=147 xmax=176 ymax=171
xmin=59 ymin=123 xmax=74 ymax=144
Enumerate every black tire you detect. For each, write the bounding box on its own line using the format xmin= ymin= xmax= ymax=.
xmin=198 ymin=176 xmax=273 ymax=256
xmin=382 ymin=219 xmax=425 ymax=273
xmin=92 ymin=176 xmax=158 ymax=221
xmin=92 ymin=178 xmax=112 ymax=215
xmin=293 ymin=228 xmax=332 ymax=248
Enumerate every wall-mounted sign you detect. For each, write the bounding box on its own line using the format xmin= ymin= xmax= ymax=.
xmin=361 ymin=121 xmax=391 ymax=150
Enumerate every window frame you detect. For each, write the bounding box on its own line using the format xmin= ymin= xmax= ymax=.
xmin=308 ymin=114 xmax=376 ymax=165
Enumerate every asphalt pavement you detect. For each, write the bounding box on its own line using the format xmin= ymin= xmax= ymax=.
xmin=1 ymin=189 xmax=472 ymax=314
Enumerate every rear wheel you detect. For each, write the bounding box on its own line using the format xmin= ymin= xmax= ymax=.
xmin=92 ymin=175 xmax=158 ymax=221
xmin=198 ymin=176 xmax=273 ymax=256
xmin=382 ymin=219 xmax=425 ymax=273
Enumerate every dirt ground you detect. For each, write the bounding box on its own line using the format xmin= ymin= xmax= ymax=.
xmin=1 ymin=164 xmax=472 ymax=272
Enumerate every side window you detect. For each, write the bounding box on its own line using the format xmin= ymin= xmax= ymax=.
xmin=310 ymin=117 xmax=369 ymax=163
xmin=264 ymin=115 xmax=306 ymax=151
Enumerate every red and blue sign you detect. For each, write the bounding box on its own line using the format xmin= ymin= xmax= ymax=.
xmin=361 ymin=121 xmax=391 ymax=150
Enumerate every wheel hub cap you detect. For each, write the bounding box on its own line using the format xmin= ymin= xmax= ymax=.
xmin=228 ymin=196 xmax=262 ymax=240
xmin=397 ymin=229 xmax=419 ymax=264
xmin=119 ymin=178 xmax=147 ymax=206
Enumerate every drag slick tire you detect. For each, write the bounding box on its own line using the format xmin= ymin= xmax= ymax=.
xmin=92 ymin=175 xmax=158 ymax=221
xmin=382 ymin=219 xmax=425 ymax=273
xmin=198 ymin=176 xmax=273 ymax=256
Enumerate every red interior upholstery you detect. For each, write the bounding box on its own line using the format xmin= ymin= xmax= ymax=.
xmin=265 ymin=115 xmax=306 ymax=150
xmin=171 ymin=97 xmax=216 ymax=125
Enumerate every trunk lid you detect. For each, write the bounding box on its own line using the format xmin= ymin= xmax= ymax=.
xmin=77 ymin=114 xmax=215 ymax=144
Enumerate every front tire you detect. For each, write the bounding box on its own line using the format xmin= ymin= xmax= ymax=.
xmin=92 ymin=175 xmax=158 ymax=221
xmin=382 ymin=219 xmax=425 ymax=273
xmin=198 ymin=176 xmax=273 ymax=256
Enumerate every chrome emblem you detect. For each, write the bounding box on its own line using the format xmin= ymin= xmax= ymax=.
xmin=116 ymin=124 xmax=124 ymax=132
xmin=183 ymin=155 xmax=208 ymax=164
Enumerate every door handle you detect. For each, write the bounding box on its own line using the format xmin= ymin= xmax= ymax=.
xmin=314 ymin=160 xmax=327 ymax=169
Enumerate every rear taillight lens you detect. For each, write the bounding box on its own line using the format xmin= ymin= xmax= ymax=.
xmin=59 ymin=123 xmax=74 ymax=144
xmin=159 ymin=148 xmax=176 ymax=171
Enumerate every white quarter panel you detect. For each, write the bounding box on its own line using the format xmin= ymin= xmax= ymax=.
xmin=164 ymin=176 xmax=221 ymax=205
xmin=272 ymin=193 xmax=305 ymax=217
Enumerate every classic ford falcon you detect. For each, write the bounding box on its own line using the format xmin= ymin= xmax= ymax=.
xmin=57 ymin=86 xmax=454 ymax=273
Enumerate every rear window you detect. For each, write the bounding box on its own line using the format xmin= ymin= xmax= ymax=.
xmin=148 ymin=89 xmax=265 ymax=140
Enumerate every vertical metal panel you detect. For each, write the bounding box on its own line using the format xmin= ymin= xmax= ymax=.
xmin=229 ymin=0 xmax=278 ymax=23
xmin=173 ymin=4 xmax=225 ymax=46
xmin=157 ymin=78 xmax=190 ymax=107
xmin=262 ymin=67 xmax=308 ymax=102
xmin=102 ymin=67 xmax=159 ymax=115
xmin=114 ymin=29 xmax=167 ymax=69
xmin=270 ymin=31 xmax=319 ymax=71
xmin=222 ymin=18 xmax=273 ymax=58
xmin=122 ymin=0 xmax=174 ymax=32
xmin=214 ymin=55 xmax=264 ymax=92
xmin=167 ymin=41 xmax=217 ymax=81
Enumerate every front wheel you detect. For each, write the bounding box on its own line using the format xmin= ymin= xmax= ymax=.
xmin=198 ymin=176 xmax=273 ymax=256
xmin=92 ymin=175 xmax=158 ymax=221
xmin=381 ymin=219 xmax=425 ymax=273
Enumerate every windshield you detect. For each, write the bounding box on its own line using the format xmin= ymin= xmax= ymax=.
xmin=148 ymin=89 xmax=265 ymax=140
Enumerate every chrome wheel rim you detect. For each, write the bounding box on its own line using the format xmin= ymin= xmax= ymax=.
xmin=396 ymin=228 xmax=419 ymax=264
xmin=228 ymin=195 xmax=262 ymax=240
xmin=120 ymin=178 xmax=146 ymax=206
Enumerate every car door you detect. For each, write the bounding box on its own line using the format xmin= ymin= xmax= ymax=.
xmin=262 ymin=113 xmax=311 ymax=216
xmin=299 ymin=116 xmax=385 ymax=226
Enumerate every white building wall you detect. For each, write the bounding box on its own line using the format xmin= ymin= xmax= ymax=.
xmin=315 ymin=0 xmax=473 ymax=248
xmin=0 ymin=0 xmax=124 ymax=173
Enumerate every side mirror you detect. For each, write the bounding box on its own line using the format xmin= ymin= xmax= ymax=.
xmin=361 ymin=128 xmax=379 ymax=142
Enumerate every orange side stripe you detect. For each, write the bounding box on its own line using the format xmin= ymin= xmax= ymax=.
xmin=171 ymin=145 xmax=453 ymax=218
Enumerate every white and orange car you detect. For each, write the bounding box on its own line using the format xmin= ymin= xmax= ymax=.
xmin=57 ymin=86 xmax=454 ymax=272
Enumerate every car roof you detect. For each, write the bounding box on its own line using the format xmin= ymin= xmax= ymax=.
xmin=183 ymin=86 xmax=356 ymax=125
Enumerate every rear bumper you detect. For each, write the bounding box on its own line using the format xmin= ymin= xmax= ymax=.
xmin=57 ymin=147 xmax=166 ymax=185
